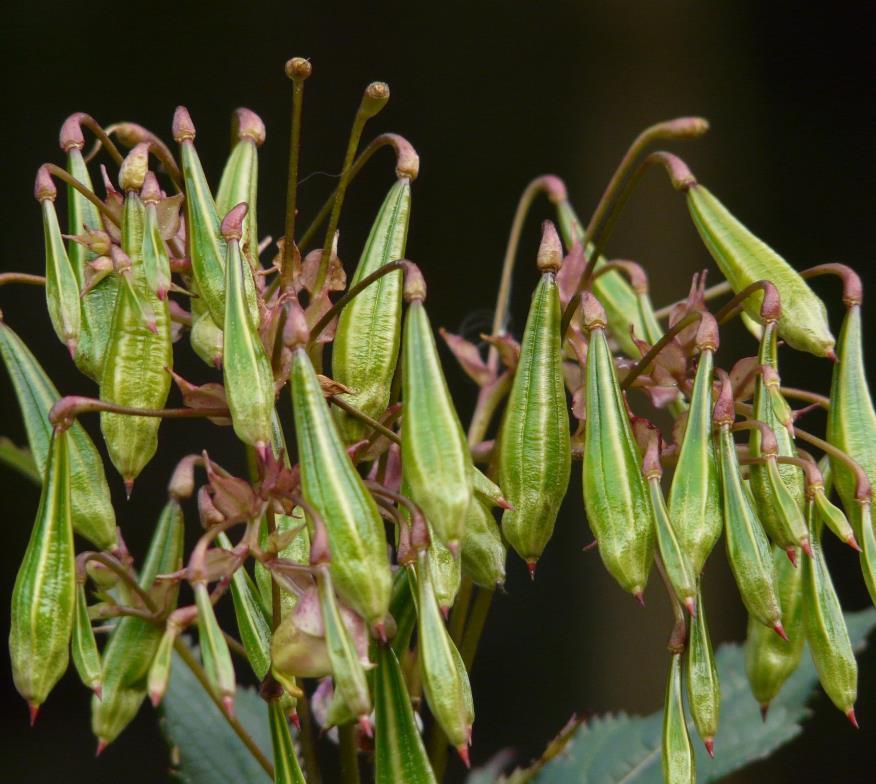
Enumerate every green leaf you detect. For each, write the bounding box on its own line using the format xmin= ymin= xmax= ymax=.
xmin=161 ymin=647 xmax=272 ymax=783
xmin=0 ymin=436 xmax=40 ymax=484
xmin=485 ymin=609 xmax=875 ymax=784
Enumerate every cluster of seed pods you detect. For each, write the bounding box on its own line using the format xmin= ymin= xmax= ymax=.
xmin=2 ymin=58 xmax=874 ymax=784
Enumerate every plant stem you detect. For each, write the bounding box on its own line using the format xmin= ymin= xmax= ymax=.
xmin=461 ymin=587 xmax=494 ymax=671
xmin=296 ymin=686 xmax=322 ymax=784
xmin=283 ymin=62 xmax=308 ymax=276
xmin=780 ymin=387 xmax=830 ymax=410
xmin=0 ymin=272 xmax=46 ymax=288
xmin=266 ymin=507 xmax=282 ymax=630
xmin=42 ymin=163 xmax=120 ymax=226
xmin=49 ymin=395 xmax=229 ymax=428
xmin=339 ymin=723 xmax=361 ymax=784
xmin=327 ymin=394 xmax=399 ymax=444
xmin=466 ymin=373 xmax=512 ymax=447
xmin=618 ymin=311 xmax=700 ymax=390
xmin=448 ymin=578 xmax=474 ymax=647
xmin=653 ymin=281 xmax=732 ymax=320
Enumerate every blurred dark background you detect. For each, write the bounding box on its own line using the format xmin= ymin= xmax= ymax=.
xmin=1 ymin=1 xmax=874 ymax=781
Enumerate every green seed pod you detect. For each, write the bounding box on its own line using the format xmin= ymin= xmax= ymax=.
xmin=668 ymin=338 xmax=722 ymax=575
xmin=141 ymin=173 xmax=172 ymax=300
xmin=270 ymin=588 xmax=332 ymax=681
xmin=390 ymin=568 xmax=417 ymax=657
xmin=686 ymin=587 xmax=720 ymax=755
xmin=333 ymin=178 xmax=411 ymax=442
xmin=810 ymin=483 xmax=857 ymax=549
xmin=190 ymin=299 xmax=224 ymax=368
xmin=290 ymin=346 xmax=391 ymax=630
xmin=316 ymin=566 xmax=371 ymax=721
xmin=803 ymin=502 xmax=858 ymax=722
xmin=35 ymin=166 xmax=80 ymax=357
xmin=72 ymin=579 xmax=102 ymax=697
xmin=471 ymin=466 xmax=509 ymax=509
xmin=93 ymin=500 xmax=184 ymax=747
xmin=497 ymin=224 xmax=570 ymax=569
xmin=580 ymin=292 xmax=654 ymax=598
xmin=461 ymin=496 xmax=507 ymax=589
xmin=402 ymin=296 xmax=473 ymax=551
xmin=147 ymin=622 xmax=178 ymax=707
xmin=269 ymin=698 xmax=306 ymax=784
xmin=375 ymin=644 xmax=437 ymax=784
xmin=194 ymin=581 xmax=237 ymax=715
xmin=0 ymin=320 xmax=115 ymax=548
xmin=662 ymin=653 xmax=696 ymax=784
xmin=9 ymin=429 xmax=76 ymax=716
xmin=686 ymin=185 xmax=834 ymax=357
xmin=744 ymin=545 xmax=805 ymax=715
xmin=426 ymin=519 xmax=461 ymax=614
xmin=221 ymin=203 xmax=274 ymax=453
xmin=415 ymin=552 xmax=473 ymax=759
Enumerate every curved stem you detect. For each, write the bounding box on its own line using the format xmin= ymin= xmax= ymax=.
xmin=654 ymin=280 xmax=732 ymax=320
xmin=0 ymin=273 xmax=46 ymax=288
xmin=780 ymin=387 xmax=830 ymax=410
xmin=76 ymin=114 xmax=126 ymax=166
xmin=43 ymin=163 xmax=120 ymax=226
xmin=466 ymin=372 xmax=513 ymax=447
xmin=49 ymin=396 xmax=230 ymax=428
xmin=712 ymin=280 xmax=780 ymax=325
xmin=619 ymin=311 xmax=700 ymax=390
xmin=801 ymin=263 xmax=862 ymax=307
xmin=327 ymin=395 xmax=399 ymax=445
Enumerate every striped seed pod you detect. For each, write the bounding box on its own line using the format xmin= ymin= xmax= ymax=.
xmin=497 ymin=222 xmax=571 ymax=571
xmin=333 ymin=177 xmax=411 ymax=442
xmin=269 ymin=698 xmax=307 ymax=784
xmin=71 ymin=577 xmax=102 ymax=698
xmin=9 ymin=429 xmax=76 ymax=718
xmin=686 ymin=586 xmax=720 ymax=756
xmin=580 ymin=292 xmax=654 ymax=599
xmin=461 ymin=496 xmax=507 ymax=589
xmin=0 ymin=320 xmax=115 ymax=548
xmin=147 ymin=620 xmax=179 ymax=707
xmin=662 ymin=653 xmax=696 ymax=784
xmin=471 ymin=466 xmax=510 ymax=509
xmin=194 ymin=581 xmax=237 ymax=715
xmin=141 ymin=172 xmax=172 ymax=300
xmin=190 ymin=293 xmax=225 ymax=368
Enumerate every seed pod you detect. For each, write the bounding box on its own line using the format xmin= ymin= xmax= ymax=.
xmin=0 ymin=320 xmax=115 ymax=548
xmin=497 ymin=226 xmax=571 ymax=569
xmin=71 ymin=579 xmax=102 ymax=697
xmin=270 ymin=590 xmax=332 ymax=681
xmin=141 ymin=173 xmax=172 ymax=299
xmin=390 ymin=568 xmax=417 ymax=657
xmin=415 ymin=552 xmax=473 ymax=760
xmin=662 ymin=653 xmax=696 ymax=784
xmin=686 ymin=185 xmax=834 ymax=357
xmin=147 ymin=622 xmax=178 ymax=707
xmin=686 ymin=587 xmax=720 ymax=755
xmin=745 ymin=545 xmax=805 ymax=714
xmin=9 ymin=429 xmax=76 ymax=715
xmin=35 ymin=166 xmax=81 ymax=356
xmin=402 ymin=296 xmax=473 ymax=551
xmin=580 ymin=293 xmax=654 ymax=598
xmin=461 ymin=497 xmax=507 ymax=589
xmin=471 ymin=466 xmax=509 ymax=509
xmin=803 ymin=502 xmax=858 ymax=722
xmin=375 ymin=644 xmax=437 ymax=784
xmin=100 ymin=191 xmax=173 ymax=491
xmin=333 ymin=178 xmax=411 ymax=442
xmin=269 ymin=698 xmax=307 ymax=784
xmin=92 ymin=500 xmax=184 ymax=747
xmin=316 ymin=566 xmax=371 ymax=721
xmin=221 ymin=204 xmax=274 ymax=452
xmin=190 ymin=297 xmax=225 ymax=368
xmin=290 ymin=346 xmax=391 ymax=629
xmin=194 ymin=581 xmax=237 ymax=715
xmin=668 ymin=340 xmax=722 ymax=575
xmin=427 ymin=518 xmax=461 ymax=614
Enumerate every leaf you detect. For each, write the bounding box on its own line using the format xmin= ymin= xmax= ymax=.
xmin=0 ymin=436 xmax=40 ymax=484
xmin=161 ymin=646 xmax=272 ymax=783
xmin=485 ymin=609 xmax=875 ymax=784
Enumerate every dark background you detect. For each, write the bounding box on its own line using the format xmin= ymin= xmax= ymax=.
xmin=1 ymin=1 xmax=874 ymax=781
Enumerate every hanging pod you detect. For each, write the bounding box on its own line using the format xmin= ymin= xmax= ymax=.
xmin=744 ymin=545 xmax=805 ymax=716
xmin=290 ymin=345 xmax=392 ymax=630
xmin=685 ymin=184 xmax=834 ymax=357
xmin=668 ymin=320 xmax=722 ymax=575
xmin=141 ymin=173 xmax=172 ymax=300
xmin=9 ymin=428 xmax=76 ymax=717
xmin=374 ymin=644 xmax=437 ymax=784
xmin=333 ymin=177 xmax=411 ymax=442
xmin=662 ymin=653 xmax=696 ymax=784
xmin=580 ymin=292 xmax=654 ymax=599
xmin=194 ymin=581 xmax=237 ymax=715
xmin=686 ymin=586 xmax=720 ymax=756
xmin=269 ymin=698 xmax=307 ymax=784
xmin=71 ymin=578 xmax=103 ymax=698
xmin=190 ymin=292 xmax=225 ymax=368
xmin=461 ymin=496 xmax=507 ymax=589
xmin=401 ymin=278 xmax=473 ymax=552
xmin=497 ymin=222 xmax=571 ymax=570
xmin=92 ymin=500 xmax=184 ymax=748
xmin=147 ymin=621 xmax=178 ymax=707
xmin=221 ymin=203 xmax=274 ymax=452
xmin=0 ymin=320 xmax=116 ymax=548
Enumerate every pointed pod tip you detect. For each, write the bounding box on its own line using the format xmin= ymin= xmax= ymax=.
xmin=446 ymin=539 xmax=461 ymax=559
xmin=633 ymin=590 xmax=646 ymax=607
xmin=149 ymin=690 xmax=162 ymax=708
xmin=27 ymin=703 xmax=39 ymax=727
xmin=847 ymin=708 xmax=859 ymax=729
xmin=222 ymin=695 xmax=235 ymax=718
xmin=847 ymin=534 xmax=863 ymax=553
xmin=123 ymin=478 xmax=135 ymax=500
xmin=826 ymin=349 xmax=838 ymax=364
xmin=92 ymin=684 xmax=103 ymax=702
xmin=440 ymin=605 xmax=450 ymax=621
xmin=358 ymin=715 xmax=373 ymax=738
xmin=684 ymin=596 xmax=697 ymax=617
xmin=95 ymin=739 xmax=108 ymax=757
xmin=801 ymin=539 xmax=814 ymax=559
xmin=290 ymin=711 xmax=301 ymax=730
xmin=773 ymin=621 xmax=789 ymax=642
xmin=212 ymin=354 xmax=223 ymax=370
xmin=373 ymin=620 xmax=388 ymax=644
xmin=456 ymin=744 xmax=471 ymax=769
xmin=704 ymin=738 xmax=715 ymax=758
xmin=526 ymin=560 xmax=538 ymax=581
xmin=760 ymin=704 xmax=770 ymax=722
xmin=254 ymin=441 xmax=271 ymax=465
xmin=785 ymin=547 xmax=798 ymax=568
xmin=66 ymin=340 xmax=78 ymax=360
xmin=497 ymin=496 xmax=514 ymax=511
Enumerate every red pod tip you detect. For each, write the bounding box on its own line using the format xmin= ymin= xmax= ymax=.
xmin=358 ymin=715 xmax=373 ymax=738
xmin=801 ymin=539 xmax=814 ymax=559
xmin=28 ymin=703 xmax=39 ymax=727
xmin=847 ymin=708 xmax=859 ymax=729
xmin=95 ymin=739 xmax=108 ymax=757
xmin=220 ymin=202 xmax=249 ymax=241
xmin=373 ymin=621 xmax=388 ymax=644
xmin=704 ymin=738 xmax=715 ymax=758
xmin=684 ymin=596 xmax=697 ymax=618
xmin=456 ymin=744 xmax=471 ymax=769
xmin=760 ymin=704 xmax=769 ymax=722
xmin=773 ymin=621 xmax=789 ymax=642
xmin=633 ymin=591 xmax=646 ymax=607
xmin=785 ymin=547 xmax=798 ymax=568
xmin=847 ymin=534 xmax=862 ymax=553
xmin=526 ymin=560 xmax=537 ymax=581
xmin=222 ymin=695 xmax=235 ymax=718
xmin=124 ymin=478 xmax=135 ymax=500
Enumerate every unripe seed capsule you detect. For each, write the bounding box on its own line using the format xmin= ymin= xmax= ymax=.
xmin=71 ymin=579 xmax=103 ymax=698
xmin=662 ymin=653 xmax=696 ymax=784
xmin=147 ymin=621 xmax=180 ymax=708
xmin=194 ymin=581 xmax=237 ymax=716
xmin=269 ymin=698 xmax=307 ymax=784
xmin=686 ymin=587 xmax=720 ymax=755
xmin=141 ymin=173 xmax=172 ymax=300
xmin=461 ymin=496 xmax=507 ymax=588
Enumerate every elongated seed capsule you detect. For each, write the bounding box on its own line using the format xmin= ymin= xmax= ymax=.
xmin=147 ymin=621 xmax=178 ymax=707
xmin=686 ymin=185 xmax=834 ymax=357
xmin=391 ymin=568 xmax=417 ymax=657
xmin=72 ymin=579 xmax=102 ymax=698
xmin=580 ymin=292 xmax=654 ymax=598
xmin=194 ymin=581 xmax=237 ymax=716
xmin=471 ymin=466 xmax=509 ymax=509
xmin=643 ymin=436 xmax=696 ymax=614
xmin=744 ymin=545 xmax=805 ymax=716
xmin=290 ymin=346 xmax=391 ymax=629
xmin=269 ymin=698 xmax=307 ymax=784
xmin=803 ymin=502 xmax=858 ymax=723
xmin=0 ymin=320 xmax=115 ymax=548
xmin=461 ymin=497 xmax=507 ymax=588
xmin=100 ymin=190 xmax=173 ymax=491
xmin=9 ymin=429 xmax=75 ymax=716
xmin=190 ymin=294 xmax=225 ymax=368
xmin=810 ymin=482 xmax=857 ymax=549
xmin=35 ymin=166 xmax=80 ymax=356
xmin=497 ymin=223 xmax=571 ymax=569
xmin=270 ymin=592 xmax=332 ymax=681
xmin=93 ymin=500 xmax=184 ymax=747
xmin=554 ymin=199 xmax=644 ymax=357
xmin=668 ymin=319 xmax=722 ymax=575
xmin=173 ymin=107 xmax=258 ymax=326
xmin=333 ymin=178 xmax=411 ymax=442
xmin=427 ymin=518 xmax=461 ymax=614
xmin=375 ymin=644 xmax=437 ymax=784
xmin=221 ymin=204 xmax=274 ymax=453
xmin=141 ymin=173 xmax=172 ymax=299
xmin=61 ymin=121 xmax=118 ymax=378
xmin=415 ymin=552 xmax=473 ymax=761
xmin=316 ymin=566 xmax=371 ymax=721
xmin=402 ymin=282 xmax=473 ymax=551
xmin=714 ymin=377 xmax=783 ymax=633
xmin=686 ymin=586 xmax=720 ymax=755
xmin=662 ymin=653 xmax=696 ymax=784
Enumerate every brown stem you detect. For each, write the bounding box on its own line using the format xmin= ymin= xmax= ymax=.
xmin=0 ymin=273 xmax=46 ymax=288
xmin=282 ymin=58 xmax=310 ymax=276
xmin=327 ymin=395 xmax=400 ymax=445
xmin=618 ymin=311 xmax=700 ymax=390
xmin=466 ymin=372 xmax=513 ymax=447
xmin=42 ymin=163 xmax=120 ymax=226
xmin=780 ymin=387 xmax=830 ymax=410
xmin=266 ymin=507 xmax=281 ymax=630
xmin=49 ymin=395 xmax=229 ymax=429
xmin=712 ymin=280 xmax=781 ymax=325
xmin=801 ymin=263 xmax=863 ymax=307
